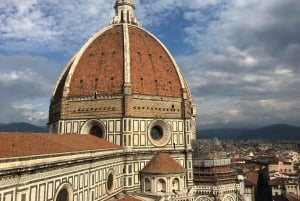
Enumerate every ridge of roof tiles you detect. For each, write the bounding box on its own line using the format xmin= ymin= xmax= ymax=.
xmin=141 ymin=152 xmax=186 ymax=174
xmin=0 ymin=133 xmax=120 ymax=158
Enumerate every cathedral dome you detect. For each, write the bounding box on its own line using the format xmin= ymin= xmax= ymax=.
xmin=51 ymin=0 xmax=191 ymax=103
xmin=48 ymin=0 xmax=196 ymax=134
xmin=52 ymin=24 xmax=189 ymax=101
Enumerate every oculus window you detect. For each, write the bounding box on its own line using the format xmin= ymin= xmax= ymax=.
xmin=148 ymin=120 xmax=171 ymax=147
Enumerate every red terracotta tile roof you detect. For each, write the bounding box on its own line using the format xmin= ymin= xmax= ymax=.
xmin=116 ymin=195 xmax=143 ymax=201
xmin=244 ymin=179 xmax=255 ymax=186
xmin=237 ymin=163 xmax=259 ymax=171
xmin=69 ymin=25 xmax=124 ymax=97
xmin=244 ymin=171 xmax=258 ymax=186
xmin=129 ymin=26 xmax=182 ymax=97
xmin=269 ymin=156 xmax=282 ymax=164
xmin=273 ymin=195 xmax=289 ymax=201
xmin=269 ymin=178 xmax=284 ymax=186
xmin=141 ymin=153 xmax=186 ymax=174
xmin=288 ymin=194 xmax=300 ymax=201
xmin=52 ymin=25 xmax=186 ymax=101
xmin=0 ymin=133 xmax=119 ymax=158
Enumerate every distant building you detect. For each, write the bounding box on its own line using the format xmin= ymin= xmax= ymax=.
xmin=269 ymin=178 xmax=286 ymax=196
xmin=243 ymin=171 xmax=258 ymax=201
xmin=269 ymin=177 xmax=300 ymax=201
xmin=192 ymin=139 xmax=242 ymax=201
xmin=268 ymin=156 xmax=296 ymax=175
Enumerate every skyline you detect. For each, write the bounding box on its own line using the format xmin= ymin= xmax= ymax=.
xmin=0 ymin=0 xmax=300 ymax=129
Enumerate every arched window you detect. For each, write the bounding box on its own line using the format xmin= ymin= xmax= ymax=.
xmin=121 ymin=10 xmax=124 ymax=23
xmin=157 ymin=179 xmax=166 ymax=193
xmin=145 ymin=178 xmax=151 ymax=192
xmin=56 ymin=189 xmax=69 ymax=201
xmin=195 ymin=197 xmax=212 ymax=201
xmin=107 ymin=173 xmax=114 ymax=192
xmin=127 ymin=11 xmax=130 ymax=22
xmin=172 ymin=178 xmax=180 ymax=192
xmin=81 ymin=120 xmax=106 ymax=138
xmin=54 ymin=183 xmax=73 ymax=201
xmin=89 ymin=125 xmax=104 ymax=138
xmin=223 ymin=195 xmax=235 ymax=201
xmin=106 ymin=171 xmax=115 ymax=194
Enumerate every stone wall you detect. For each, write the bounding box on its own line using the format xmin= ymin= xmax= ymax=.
xmin=0 ymin=150 xmax=124 ymax=201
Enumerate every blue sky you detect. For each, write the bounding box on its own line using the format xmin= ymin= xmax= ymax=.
xmin=1 ymin=0 xmax=300 ymax=129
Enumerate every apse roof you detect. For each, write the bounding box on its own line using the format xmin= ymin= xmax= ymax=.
xmin=0 ymin=133 xmax=119 ymax=158
xmin=141 ymin=152 xmax=186 ymax=174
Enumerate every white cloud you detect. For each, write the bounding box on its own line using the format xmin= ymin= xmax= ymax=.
xmin=0 ymin=71 xmax=20 ymax=83
xmin=1 ymin=0 xmax=300 ymax=128
xmin=0 ymin=0 xmax=113 ymax=53
xmin=14 ymin=103 xmax=48 ymax=125
xmin=174 ymin=0 xmax=300 ymax=128
xmin=0 ymin=70 xmax=36 ymax=86
xmin=0 ymin=54 xmax=59 ymax=124
xmin=0 ymin=0 xmax=58 ymax=41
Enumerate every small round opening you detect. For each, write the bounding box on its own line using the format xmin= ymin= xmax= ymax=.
xmin=148 ymin=120 xmax=171 ymax=147
xmin=151 ymin=126 xmax=163 ymax=140
xmin=89 ymin=125 xmax=104 ymax=138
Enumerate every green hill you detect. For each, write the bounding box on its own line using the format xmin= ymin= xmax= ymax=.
xmin=198 ymin=124 xmax=300 ymax=140
xmin=0 ymin=122 xmax=46 ymax=133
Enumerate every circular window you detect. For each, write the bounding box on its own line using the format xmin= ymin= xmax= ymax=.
xmin=81 ymin=120 xmax=106 ymax=139
xmin=89 ymin=125 xmax=104 ymax=138
xmin=148 ymin=120 xmax=171 ymax=147
xmin=151 ymin=126 xmax=163 ymax=140
xmin=106 ymin=172 xmax=115 ymax=194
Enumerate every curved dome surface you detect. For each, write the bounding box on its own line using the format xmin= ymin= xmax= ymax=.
xmin=48 ymin=0 xmax=196 ymax=146
xmin=129 ymin=26 xmax=182 ymax=97
xmin=52 ymin=24 xmax=188 ymax=101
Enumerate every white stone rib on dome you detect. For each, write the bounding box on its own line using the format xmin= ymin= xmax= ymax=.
xmin=51 ymin=25 xmax=115 ymax=100
xmin=51 ymin=24 xmax=192 ymax=100
xmin=131 ymin=25 xmax=192 ymax=99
